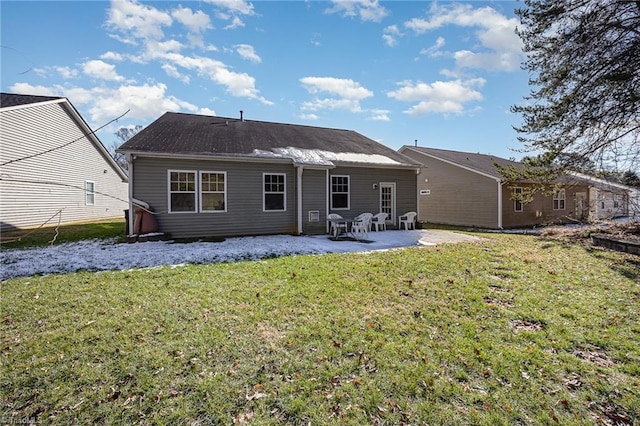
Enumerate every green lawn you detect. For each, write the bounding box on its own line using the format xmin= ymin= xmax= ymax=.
xmin=1 ymin=219 xmax=126 ymax=249
xmin=1 ymin=234 xmax=638 ymax=425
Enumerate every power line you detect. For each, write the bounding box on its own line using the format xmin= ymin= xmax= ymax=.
xmin=0 ymin=109 xmax=130 ymax=167
xmin=0 ymin=209 xmax=63 ymax=245
xmin=1 ymin=45 xmax=35 ymax=75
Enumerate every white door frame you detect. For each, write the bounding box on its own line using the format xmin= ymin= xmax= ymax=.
xmin=380 ymin=182 xmax=396 ymax=225
xmin=575 ymin=191 xmax=588 ymax=220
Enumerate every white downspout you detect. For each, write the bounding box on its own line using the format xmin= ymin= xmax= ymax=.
xmin=497 ymin=180 xmax=503 ymax=229
xmin=326 ymin=169 xmax=330 ymax=233
xmin=127 ymin=154 xmax=134 ymax=236
xmin=297 ymin=166 xmax=303 ymax=235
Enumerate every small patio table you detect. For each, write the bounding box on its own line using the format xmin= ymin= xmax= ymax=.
xmin=327 ymin=217 xmax=356 ymax=240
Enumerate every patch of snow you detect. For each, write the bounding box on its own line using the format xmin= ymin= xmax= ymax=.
xmin=251 ymin=147 xmax=401 ymax=166
xmin=0 ymin=230 xmax=481 ymax=280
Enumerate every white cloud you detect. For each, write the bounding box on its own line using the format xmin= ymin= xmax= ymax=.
xmin=224 ymin=16 xmax=245 ymax=29
xmin=7 ymin=82 xmax=201 ymax=125
xmin=387 ymin=78 xmax=485 ymax=116
xmin=382 ymin=25 xmax=402 ymax=47
xmin=300 ymin=77 xmax=373 ymax=100
xmin=103 ymin=1 xmax=268 ymax=105
xmin=326 ymin=0 xmax=388 ymax=22
xmin=142 ymin=39 xmax=185 ymax=61
xmin=9 ymin=83 xmax=59 ymax=97
xmin=207 ymin=0 xmax=254 ymax=29
xmin=197 ymin=107 xmax=217 ymax=116
xmin=404 ymin=3 xmax=523 ymax=72
xmin=162 ymin=63 xmax=190 ymax=83
xmin=171 ymin=6 xmax=211 ymax=33
xmin=299 ymin=113 xmax=319 ymax=121
xmin=161 ymin=52 xmax=272 ymax=104
xmin=302 ymin=98 xmax=364 ymax=113
xmin=106 ymin=0 xmax=172 ymax=41
xmin=82 ymin=60 xmax=125 ymax=82
xmin=206 ymin=0 xmax=255 ymax=16
xmin=235 ymin=44 xmax=261 ymax=63
xmin=300 ymin=77 xmax=373 ymax=113
xmin=100 ymin=51 xmax=124 ymax=61
xmin=368 ymin=109 xmax=390 ymax=121
xmin=420 ymin=36 xmax=445 ymax=57
xmin=83 ymin=84 xmax=204 ymax=123
xmin=56 ymin=66 xmax=78 ymax=79
xmin=453 ymin=50 xmax=521 ymax=72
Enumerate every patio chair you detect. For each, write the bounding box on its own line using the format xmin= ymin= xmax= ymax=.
xmin=371 ymin=212 xmax=388 ymax=231
xmin=327 ymin=213 xmax=347 ymax=237
xmin=351 ymin=213 xmax=372 ymax=239
xmin=399 ymin=211 xmax=417 ymax=230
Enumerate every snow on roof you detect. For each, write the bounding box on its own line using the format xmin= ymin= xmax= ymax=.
xmin=252 ymin=147 xmax=402 ymax=166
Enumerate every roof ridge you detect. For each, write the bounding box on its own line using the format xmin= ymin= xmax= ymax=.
xmin=164 ymin=111 xmax=354 ymax=133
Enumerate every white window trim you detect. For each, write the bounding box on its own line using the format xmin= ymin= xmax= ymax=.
xmin=514 ymin=187 xmax=523 ymax=212
xmin=85 ymin=180 xmax=95 ymax=206
xmin=553 ymin=188 xmax=566 ymax=210
xmin=330 ymin=175 xmax=350 ymax=210
xmin=168 ymin=169 xmax=197 ymax=214
xmin=263 ymin=173 xmax=286 ymax=212
xmin=199 ymin=171 xmax=227 ymax=213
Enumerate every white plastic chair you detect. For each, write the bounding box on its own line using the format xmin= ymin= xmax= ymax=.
xmin=327 ymin=213 xmax=347 ymax=238
xmin=371 ymin=212 xmax=388 ymax=231
xmin=399 ymin=211 xmax=417 ymax=230
xmin=351 ymin=213 xmax=372 ymax=239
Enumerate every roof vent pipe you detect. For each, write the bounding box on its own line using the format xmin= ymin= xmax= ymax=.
xmin=414 ymin=139 xmax=418 ymax=147
xmin=240 ymin=110 xmax=244 ymax=121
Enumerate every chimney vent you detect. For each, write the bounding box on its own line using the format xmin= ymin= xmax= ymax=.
xmin=240 ymin=110 xmax=244 ymax=121
xmin=414 ymin=139 xmax=418 ymax=147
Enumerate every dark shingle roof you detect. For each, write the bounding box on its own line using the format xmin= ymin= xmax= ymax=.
xmin=119 ymin=112 xmax=419 ymax=167
xmin=403 ymin=146 xmax=523 ymax=179
xmin=0 ymin=93 xmax=63 ymax=108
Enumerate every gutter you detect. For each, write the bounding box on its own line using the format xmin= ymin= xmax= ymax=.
xmin=116 ymin=150 xmax=418 ymax=170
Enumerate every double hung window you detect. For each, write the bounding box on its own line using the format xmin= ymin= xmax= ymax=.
xmin=169 ymin=171 xmax=197 ymax=212
xmin=553 ymin=188 xmax=566 ymax=210
xmin=513 ymin=187 xmax=523 ymax=212
xmin=200 ymin=172 xmax=226 ymax=212
xmin=85 ymin=181 xmax=95 ymax=206
xmin=331 ymin=175 xmax=350 ymax=210
xmin=264 ymin=173 xmax=286 ymax=211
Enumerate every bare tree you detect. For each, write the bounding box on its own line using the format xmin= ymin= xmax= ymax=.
xmin=107 ymin=125 xmax=143 ymax=171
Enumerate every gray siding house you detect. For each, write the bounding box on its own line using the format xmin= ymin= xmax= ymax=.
xmin=0 ymin=93 xmax=129 ymax=232
xmin=117 ymin=112 xmax=420 ymax=238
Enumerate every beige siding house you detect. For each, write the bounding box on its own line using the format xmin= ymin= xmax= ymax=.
xmin=0 ymin=93 xmax=129 ymax=231
xmin=398 ymin=146 xmax=617 ymax=229
xmin=118 ymin=112 xmax=419 ymax=239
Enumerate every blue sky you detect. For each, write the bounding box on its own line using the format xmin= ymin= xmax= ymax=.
xmin=1 ymin=0 xmax=530 ymax=160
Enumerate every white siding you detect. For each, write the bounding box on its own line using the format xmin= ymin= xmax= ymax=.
xmin=0 ymin=101 xmax=128 ymax=231
xmin=589 ymin=187 xmax=628 ymax=219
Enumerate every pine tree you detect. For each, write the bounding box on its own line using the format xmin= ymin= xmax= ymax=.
xmin=507 ymin=0 xmax=639 ymax=184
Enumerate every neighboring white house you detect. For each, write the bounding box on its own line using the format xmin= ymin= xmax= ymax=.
xmin=0 ymin=93 xmax=129 ymax=231
xmin=570 ymin=172 xmax=633 ymax=220
xmin=629 ymin=188 xmax=640 ymax=218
